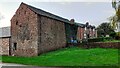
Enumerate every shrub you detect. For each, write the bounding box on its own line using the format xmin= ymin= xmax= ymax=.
xmin=88 ymin=37 xmax=103 ymax=42
xmin=104 ymin=37 xmax=112 ymax=40
xmin=116 ymin=32 xmax=120 ymax=37
xmin=115 ymin=32 xmax=120 ymax=40
xmin=109 ymin=32 xmax=117 ymax=39
xmin=88 ymin=37 xmax=112 ymax=42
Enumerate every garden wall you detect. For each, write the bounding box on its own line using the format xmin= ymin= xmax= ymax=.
xmin=0 ymin=37 xmax=11 ymax=55
xmin=79 ymin=42 xmax=120 ymax=49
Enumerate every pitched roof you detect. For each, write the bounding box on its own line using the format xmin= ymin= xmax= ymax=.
xmin=21 ymin=3 xmax=94 ymax=28
xmin=22 ymin=2 xmax=71 ymax=24
xmin=75 ymin=23 xmax=85 ymax=28
xmin=0 ymin=27 xmax=11 ymax=38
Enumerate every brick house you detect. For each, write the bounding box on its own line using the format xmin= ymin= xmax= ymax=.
xmin=77 ymin=22 xmax=97 ymax=41
xmin=76 ymin=23 xmax=85 ymax=41
xmin=10 ymin=2 xmax=79 ymax=57
xmin=0 ymin=27 xmax=11 ymax=55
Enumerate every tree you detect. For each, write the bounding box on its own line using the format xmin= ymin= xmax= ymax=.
xmin=97 ymin=22 xmax=115 ymax=37
xmin=112 ymin=0 xmax=117 ymax=10
xmin=110 ymin=0 xmax=120 ymax=30
xmin=108 ymin=15 xmax=118 ymax=30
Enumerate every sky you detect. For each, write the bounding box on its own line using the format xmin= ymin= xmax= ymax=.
xmin=0 ymin=1 xmax=115 ymax=28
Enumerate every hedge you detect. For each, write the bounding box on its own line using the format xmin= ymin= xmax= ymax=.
xmin=88 ymin=37 xmax=112 ymax=42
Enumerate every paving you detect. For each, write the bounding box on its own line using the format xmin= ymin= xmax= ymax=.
xmin=0 ymin=62 xmax=27 ymax=66
xmin=0 ymin=63 xmax=61 ymax=68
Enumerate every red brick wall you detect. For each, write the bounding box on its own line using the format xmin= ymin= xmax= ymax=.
xmin=11 ymin=3 xmax=38 ymax=57
xmin=79 ymin=42 xmax=120 ymax=49
xmin=81 ymin=28 xmax=85 ymax=39
xmin=37 ymin=16 xmax=66 ymax=55
xmin=77 ymin=27 xmax=85 ymax=41
xmin=11 ymin=3 xmax=67 ymax=57
xmin=77 ymin=27 xmax=80 ymax=40
xmin=0 ymin=38 xmax=10 ymax=55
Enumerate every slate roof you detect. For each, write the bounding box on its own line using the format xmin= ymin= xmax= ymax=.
xmin=0 ymin=27 xmax=11 ymax=38
xmin=87 ymin=25 xmax=95 ymax=29
xmin=75 ymin=23 xmax=85 ymax=28
xmin=22 ymin=3 xmax=94 ymax=28
xmin=22 ymin=2 xmax=71 ymax=24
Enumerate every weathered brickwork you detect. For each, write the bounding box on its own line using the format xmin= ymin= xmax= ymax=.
xmin=37 ymin=16 xmax=66 ymax=54
xmin=11 ymin=3 xmax=67 ymax=57
xmin=77 ymin=27 xmax=85 ymax=40
xmin=79 ymin=42 xmax=120 ymax=49
xmin=11 ymin=3 xmax=38 ymax=57
xmin=10 ymin=2 xmax=98 ymax=57
xmin=0 ymin=38 xmax=10 ymax=55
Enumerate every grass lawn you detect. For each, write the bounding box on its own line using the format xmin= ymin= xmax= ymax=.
xmin=1 ymin=47 xmax=119 ymax=66
xmin=0 ymin=56 xmax=2 ymax=62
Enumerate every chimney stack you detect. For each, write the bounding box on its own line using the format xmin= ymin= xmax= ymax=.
xmin=86 ymin=22 xmax=89 ymax=27
xmin=70 ymin=19 xmax=75 ymax=24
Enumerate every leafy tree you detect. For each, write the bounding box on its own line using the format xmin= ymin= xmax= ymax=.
xmin=108 ymin=15 xmax=118 ymax=29
xmin=112 ymin=0 xmax=117 ymax=10
xmin=110 ymin=0 xmax=120 ymax=29
xmin=109 ymin=32 xmax=117 ymax=39
xmin=97 ymin=22 xmax=115 ymax=37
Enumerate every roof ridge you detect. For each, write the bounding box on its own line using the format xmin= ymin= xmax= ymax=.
xmin=21 ymin=2 xmax=70 ymax=23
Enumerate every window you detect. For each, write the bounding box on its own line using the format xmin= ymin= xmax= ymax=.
xmin=13 ymin=43 xmax=17 ymax=50
xmin=16 ymin=21 xmax=18 ymax=25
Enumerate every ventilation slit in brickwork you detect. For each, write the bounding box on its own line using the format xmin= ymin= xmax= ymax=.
xmin=13 ymin=43 xmax=17 ymax=50
xmin=16 ymin=21 xmax=18 ymax=25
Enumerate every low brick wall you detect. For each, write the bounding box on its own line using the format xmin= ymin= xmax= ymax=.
xmin=0 ymin=37 xmax=11 ymax=55
xmin=79 ymin=42 xmax=120 ymax=49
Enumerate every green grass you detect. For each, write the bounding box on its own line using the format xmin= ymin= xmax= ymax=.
xmin=0 ymin=56 xmax=2 ymax=62
xmin=1 ymin=47 xmax=119 ymax=66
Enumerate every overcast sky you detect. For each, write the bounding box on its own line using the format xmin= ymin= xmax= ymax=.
xmin=0 ymin=1 xmax=115 ymax=28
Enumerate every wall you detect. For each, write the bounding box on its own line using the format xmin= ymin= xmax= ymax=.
xmin=37 ymin=16 xmax=66 ymax=54
xmin=11 ymin=3 xmax=38 ymax=57
xmin=77 ymin=27 xmax=85 ymax=41
xmin=79 ymin=42 xmax=120 ymax=49
xmin=0 ymin=37 xmax=10 ymax=55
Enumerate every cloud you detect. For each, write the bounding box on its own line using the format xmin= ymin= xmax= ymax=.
xmin=59 ymin=2 xmax=71 ymax=5
xmin=0 ymin=12 xmax=4 ymax=20
xmin=0 ymin=0 xmax=112 ymax=2
xmin=103 ymin=10 xmax=115 ymax=15
xmin=85 ymin=2 xmax=95 ymax=5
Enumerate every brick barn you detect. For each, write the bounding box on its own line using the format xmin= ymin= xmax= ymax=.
xmin=0 ymin=27 xmax=11 ymax=55
xmin=0 ymin=2 xmax=97 ymax=57
xmin=10 ymin=2 xmax=80 ymax=57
